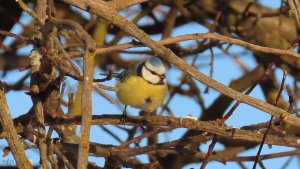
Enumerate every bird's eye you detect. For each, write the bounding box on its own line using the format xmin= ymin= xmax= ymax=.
xmin=150 ymin=70 xmax=158 ymax=75
xmin=144 ymin=65 xmax=159 ymax=76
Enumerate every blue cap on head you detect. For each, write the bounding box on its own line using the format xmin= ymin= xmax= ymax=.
xmin=149 ymin=57 xmax=163 ymax=65
xmin=145 ymin=57 xmax=165 ymax=75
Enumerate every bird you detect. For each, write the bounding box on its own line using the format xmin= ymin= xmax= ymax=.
xmin=116 ymin=57 xmax=168 ymax=113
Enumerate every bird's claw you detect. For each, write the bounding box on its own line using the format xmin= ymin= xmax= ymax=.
xmin=120 ymin=113 xmax=127 ymax=125
xmin=120 ymin=105 xmax=128 ymax=125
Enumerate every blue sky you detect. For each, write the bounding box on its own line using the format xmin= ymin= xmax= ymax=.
xmin=1 ymin=0 xmax=299 ymax=168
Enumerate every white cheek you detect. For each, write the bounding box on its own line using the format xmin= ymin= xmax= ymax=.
xmin=145 ymin=61 xmax=165 ymax=75
xmin=142 ymin=67 xmax=160 ymax=84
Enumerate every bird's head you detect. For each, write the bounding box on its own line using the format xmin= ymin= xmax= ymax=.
xmin=138 ymin=57 xmax=166 ymax=85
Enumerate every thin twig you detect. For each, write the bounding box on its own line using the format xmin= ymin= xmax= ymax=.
xmin=67 ymin=91 xmax=74 ymax=115
xmin=286 ymin=84 xmax=296 ymax=113
xmin=55 ymin=82 xmax=66 ymax=114
xmin=93 ymin=82 xmax=117 ymax=91
xmin=221 ymin=150 xmax=300 ymax=162
xmin=222 ymin=63 xmax=273 ymax=121
xmin=99 ymin=125 xmax=124 ymax=144
xmin=47 ymin=138 xmax=58 ymax=169
xmin=120 ymin=127 xmax=175 ymax=148
xmin=4 ymin=71 xmax=31 ymax=93
xmin=54 ymin=145 xmax=75 ymax=169
xmin=279 ymin=156 xmax=293 ymax=169
xmin=253 ymin=70 xmax=288 ymax=169
xmin=67 ymin=33 xmax=300 ymax=61
xmin=204 ymin=48 xmax=214 ymax=93
xmin=16 ymin=0 xmax=39 ymax=20
xmin=200 ymin=135 xmax=218 ymax=169
xmin=93 ymin=87 xmax=116 ymax=104
xmin=0 ymin=30 xmax=35 ymax=44
xmin=258 ymin=160 xmax=267 ymax=169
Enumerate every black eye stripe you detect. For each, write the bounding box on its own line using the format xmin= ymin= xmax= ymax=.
xmin=145 ymin=65 xmax=158 ymax=75
xmin=144 ymin=64 xmax=165 ymax=79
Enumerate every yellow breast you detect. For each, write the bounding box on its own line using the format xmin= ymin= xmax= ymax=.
xmin=116 ymin=76 xmax=168 ymax=112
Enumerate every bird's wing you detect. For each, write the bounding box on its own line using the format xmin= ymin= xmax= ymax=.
xmin=116 ymin=62 xmax=140 ymax=81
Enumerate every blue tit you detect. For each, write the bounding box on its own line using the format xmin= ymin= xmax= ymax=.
xmin=116 ymin=57 xmax=168 ymax=112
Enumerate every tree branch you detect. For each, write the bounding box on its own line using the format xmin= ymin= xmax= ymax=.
xmin=61 ymin=0 xmax=300 ymax=130
xmin=41 ymin=115 xmax=300 ymax=148
xmin=0 ymin=82 xmax=33 ymax=169
xmin=77 ymin=22 xmax=95 ymax=169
